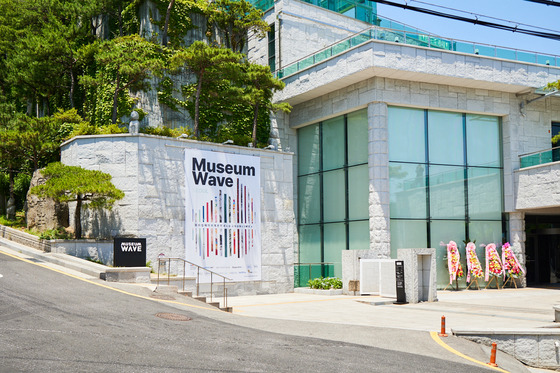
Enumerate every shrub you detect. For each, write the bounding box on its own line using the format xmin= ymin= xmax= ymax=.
xmin=308 ymin=277 xmax=342 ymax=290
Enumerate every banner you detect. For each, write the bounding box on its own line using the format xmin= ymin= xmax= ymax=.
xmin=185 ymin=149 xmax=261 ymax=282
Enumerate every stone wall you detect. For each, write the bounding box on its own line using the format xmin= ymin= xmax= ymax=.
xmin=61 ymin=134 xmax=296 ymax=295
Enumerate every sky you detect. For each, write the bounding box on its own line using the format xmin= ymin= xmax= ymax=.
xmin=375 ymin=0 xmax=560 ymax=56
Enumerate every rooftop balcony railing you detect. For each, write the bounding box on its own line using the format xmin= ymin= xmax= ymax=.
xmin=276 ymin=25 xmax=560 ymax=79
xmin=519 ymin=147 xmax=560 ymax=169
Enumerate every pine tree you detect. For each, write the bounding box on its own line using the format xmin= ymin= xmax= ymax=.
xmin=30 ymin=162 xmax=124 ymax=239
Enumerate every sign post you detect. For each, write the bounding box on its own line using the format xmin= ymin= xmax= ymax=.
xmin=114 ymin=237 xmax=146 ymax=267
xmin=394 ymin=260 xmax=408 ymax=304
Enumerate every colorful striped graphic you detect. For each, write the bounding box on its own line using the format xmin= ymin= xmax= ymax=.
xmin=191 ymin=179 xmax=256 ymax=260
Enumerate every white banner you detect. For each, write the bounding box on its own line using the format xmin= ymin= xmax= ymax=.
xmin=185 ymin=149 xmax=261 ymax=282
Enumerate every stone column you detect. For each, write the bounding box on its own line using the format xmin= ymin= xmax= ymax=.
xmin=368 ymin=102 xmax=390 ymax=257
xmin=509 ymin=211 xmax=526 ymax=287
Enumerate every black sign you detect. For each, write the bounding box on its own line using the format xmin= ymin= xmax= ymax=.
xmin=394 ymin=260 xmax=408 ymax=305
xmin=114 ymin=237 xmax=146 ymax=267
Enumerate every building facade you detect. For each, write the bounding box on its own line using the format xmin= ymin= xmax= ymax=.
xmin=250 ymin=0 xmax=560 ymax=288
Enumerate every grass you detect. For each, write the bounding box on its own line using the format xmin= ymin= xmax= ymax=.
xmin=0 ymin=212 xmax=71 ymax=240
xmin=0 ymin=212 xmax=26 ymax=229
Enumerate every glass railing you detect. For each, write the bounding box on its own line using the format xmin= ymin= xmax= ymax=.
xmin=250 ymin=0 xmax=274 ymax=11
xmin=520 ymin=147 xmax=560 ymax=168
xmin=250 ymin=0 xmax=376 ymax=20
xmin=276 ymin=24 xmax=560 ymax=79
xmin=294 ymin=262 xmax=335 ymax=287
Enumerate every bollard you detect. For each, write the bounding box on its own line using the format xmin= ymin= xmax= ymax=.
xmin=488 ymin=342 xmax=498 ymax=367
xmin=438 ymin=315 xmax=448 ymax=337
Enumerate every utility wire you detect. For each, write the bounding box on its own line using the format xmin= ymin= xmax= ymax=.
xmin=411 ymin=0 xmax=560 ymax=34
xmin=524 ymin=0 xmax=560 ymax=6
xmin=370 ymin=0 xmax=560 ymax=41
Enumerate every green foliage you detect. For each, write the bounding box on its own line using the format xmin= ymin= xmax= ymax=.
xmin=308 ymin=277 xmax=343 ymax=290
xmin=0 ymin=173 xmax=8 ymax=196
xmin=13 ymin=173 xmax=31 ymax=210
xmin=207 ymin=0 xmax=269 ymax=53
xmin=39 ymin=227 xmax=73 ymax=240
xmin=79 ymin=35 xmax=166 ymax=125
xmin=30 ymin=162 xmax=124 ymax=207
xmin=0 ymin=213 xmax=26 ymax=228
xmin=85 ymin=256 xmax=105 ymax=265
xmin=141 ymin=125 xmax=192 ymax=138
xmin=30 ymin=162 xmax=124 ymax=239
xmin=152 ymin=0 xmax=206 ymax=48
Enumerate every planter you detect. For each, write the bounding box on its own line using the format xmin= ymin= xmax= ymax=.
xmin=295 ymin=287 xmax=343 ymax=295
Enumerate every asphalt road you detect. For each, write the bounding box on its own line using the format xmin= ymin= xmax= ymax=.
xmin=0 ymin=252 xmax=498 ymax=373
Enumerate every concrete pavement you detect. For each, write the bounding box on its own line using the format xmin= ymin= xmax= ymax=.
xmin=2 ymin=236 xmax=559 ymax=372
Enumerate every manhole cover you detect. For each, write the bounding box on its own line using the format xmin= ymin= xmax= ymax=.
xmin=155 ymin=312 xmax=192 ymax=321
xmin=150 ymin=294 xmax=176 ymax=300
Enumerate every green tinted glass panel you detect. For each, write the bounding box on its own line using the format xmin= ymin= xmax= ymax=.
xmin=390 ymin=163 xmax=427 ymax=219
xmin=298 ymin=224 xmax=321 ymax=263
xmin=429 ymin=165 xmax=465 ymax=219
xmin=467 ymin=115 xmax=501 ymax=167
xmin=469 ymin=221 xmax=503 ymax=249
xmin=298 ymin=124 xmax=320 ymax=175
xmin=324 ymin=222 xmax=346 ymax=277
xmin=468 ymin=168 xmax=503 ymax=220
xmin=349 ymin=220 xmax=370 ymax=250
xmin=348 ymin=165 xmax=369 ymax=220
xmin=323 ymin=169 xmax=345 ymax=222
xmin=428 ymin=111 xmax=464 ymax=165
xmin=347 ymin=109 xmax=368 ymax=165
xmin=299 ymin=174 xmax=320 ymax=224
xmin=430 ymin=220 xmax=465 ymax=288
xmin=390 ymin=220 xmax=427 ymax=258
xmin=322 ymin=116 xmax=345 ymax=171
xmin=388 ymin=107 xmax=426 ymax=163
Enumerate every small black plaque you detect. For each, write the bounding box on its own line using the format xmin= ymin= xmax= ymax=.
xmin=114 ymin=237 xmax=146 ymax=267
xmin=394 ymin=260 xmax=408 ymax=305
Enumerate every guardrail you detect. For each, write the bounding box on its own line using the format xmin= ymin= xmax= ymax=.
xmin=277 ymin=24 xmax=560 ymax=79
xmin=519 ymin=147 xmax=560 ymax=168
xmin=294 ymin=262 xmax=335 ymax=287
xmin=156 ymin=257 xmax=231 ymax=308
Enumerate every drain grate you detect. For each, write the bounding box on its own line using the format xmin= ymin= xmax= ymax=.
xmin=155 ymin=312 xmax=192 ymax=321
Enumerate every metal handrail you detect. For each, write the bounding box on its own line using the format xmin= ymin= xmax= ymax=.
xmin=519 ymin=145 xmax=560 ymax=158
xmin=156 ymin=257 xmax=232 ymax=309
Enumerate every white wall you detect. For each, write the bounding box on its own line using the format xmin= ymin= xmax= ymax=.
xmin=61 ymin=134 xmax=296 ymax=295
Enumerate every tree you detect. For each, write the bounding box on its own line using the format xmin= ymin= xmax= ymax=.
xmin=169 ymin=41 xmax=243 ymax=138
xmin=30 ymin=162 xmax=124 ymax=239
xmin=0 ymin=118 xmax=26 ymax=219
xmin=80 ymin=35 xmax=165 ymax=124
xmin=207 ymin=0 xmax=269 ymax=53
xmin=241 ymin=63 xmax=291 ymax=146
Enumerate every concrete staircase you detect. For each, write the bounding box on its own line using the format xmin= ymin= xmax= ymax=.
xmin=154 ymin=284 xmax=232 ymax=312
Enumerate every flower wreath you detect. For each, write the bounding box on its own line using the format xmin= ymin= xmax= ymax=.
xmin=501 ymin=242 xmax=525 ymax=279
xmin=446 ymin=241 xmax=463 ymax=284
xmin=485 ymin=243 xmax=503 ymax=281
xmin=466 ymin=242 xmax=483 ymax=282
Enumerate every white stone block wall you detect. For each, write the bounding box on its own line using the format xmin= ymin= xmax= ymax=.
xmin=368 ymin=102 xmax=390 ymax=256
xmin=248 ymin=0 xmax=371 ymax=71
xmin=61 ymin=134 xmax=295 ymax=295
xmin=515 ymin=163 xmax=560 ymax=211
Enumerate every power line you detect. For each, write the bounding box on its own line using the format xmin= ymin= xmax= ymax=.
xmin=410 ymin=0 xmax=560 ymax=34
xmin=524 ymin=0 xmax=560 ymax=6
xmin=370 ymin=0 xmax=560 ymax=41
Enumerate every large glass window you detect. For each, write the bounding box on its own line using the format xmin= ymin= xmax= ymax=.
xmin=297 ymin=109 xmax=369 ymax=281
xmin=388 ymin=107 xmax=505 ymax=288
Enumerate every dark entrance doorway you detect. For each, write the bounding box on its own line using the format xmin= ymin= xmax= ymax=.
xmin=525 ymin=215 xmax=560 ymax=285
